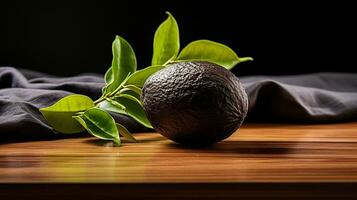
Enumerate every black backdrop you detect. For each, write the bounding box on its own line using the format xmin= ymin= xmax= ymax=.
xmin=0 ymin=0 xmax=355 ymax=76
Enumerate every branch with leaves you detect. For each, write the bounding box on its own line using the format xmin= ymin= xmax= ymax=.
xmin=40 ymin=12 xmax=252 ymax=145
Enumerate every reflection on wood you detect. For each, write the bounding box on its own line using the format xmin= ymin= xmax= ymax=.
xmin=1 ymin=122 xmax=357 ymax=199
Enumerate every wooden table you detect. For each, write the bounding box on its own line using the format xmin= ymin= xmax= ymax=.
xmin=1 ymin=122 xmax=357 ymax=199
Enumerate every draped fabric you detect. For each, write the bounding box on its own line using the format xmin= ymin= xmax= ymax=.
xmin=1 ymin=67 xmax=356 ymax=141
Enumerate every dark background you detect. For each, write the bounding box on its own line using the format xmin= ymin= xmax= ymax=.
xmin=0 ymin=0 xmax=355 ymax=76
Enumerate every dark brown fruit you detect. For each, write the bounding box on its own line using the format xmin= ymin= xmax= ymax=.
xmin=141 ymin=61 xmax=248 ymax=145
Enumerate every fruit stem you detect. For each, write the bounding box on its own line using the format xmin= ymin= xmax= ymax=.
xmin=94 ymin=97 xmax=105 ymax=105
xmin=239 ymin=57 xmax=254 ymax=63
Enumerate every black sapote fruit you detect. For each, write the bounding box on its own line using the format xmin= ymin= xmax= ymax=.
xmin=141 ymin=61 xmax=248 ymax=145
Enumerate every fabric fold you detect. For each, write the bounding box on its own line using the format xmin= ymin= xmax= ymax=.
xmin=1 ymin=66 xmax=357 ymax=141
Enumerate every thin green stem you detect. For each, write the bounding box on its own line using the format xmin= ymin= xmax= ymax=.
xmin=94 ymin=97 xmax=106 ymax=105
xmin=238 ymin=57 xmax=254 ymax=63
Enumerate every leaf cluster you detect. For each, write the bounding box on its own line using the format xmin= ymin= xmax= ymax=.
xmin=40 ymin=12 xmax=252 ymax=145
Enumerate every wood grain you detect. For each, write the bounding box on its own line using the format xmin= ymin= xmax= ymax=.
xmin=1 ymin=122 xmax=357 ymax=199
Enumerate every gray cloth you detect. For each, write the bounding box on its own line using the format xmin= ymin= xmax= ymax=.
xmin=243 ymin=74 xmax=357 ymax=122
xmin=0 ymin=67 xmax=148 ymax=142
xmin=1 ymin=66 xmax=357 ymax=141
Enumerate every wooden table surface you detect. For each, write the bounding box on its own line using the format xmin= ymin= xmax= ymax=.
xmin=1 ymin=122 xmax=357 ymax=199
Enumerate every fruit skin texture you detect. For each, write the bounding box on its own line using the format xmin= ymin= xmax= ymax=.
xmin=141 ymin=61 xmax=248 ymax=145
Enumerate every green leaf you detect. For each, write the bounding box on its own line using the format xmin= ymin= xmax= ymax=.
xmin=125 ymin=65 xmax=164 ymax=87
xmin=98 ymin=100 xmax=125 ymax=114
xmin=40 ymin=94 xmax=94 ymax=133
xmin=121 ymin=85 xmax=142 ymax=96
xmin=102 ymin=67 xmax=113 ymax=94
xmin=104 ymin=36 xmax=137 ymax=94
xmin=177 ymin=40 xmax=253 ymax=70
xmin=98 ymin=98 xmax=152 ymax=129
xmin=74 ymin=108 xmax=120 ymax=145
xmin=115 ymin=97 xmax=152 ymax=129
xmin=116 ymin=93 xmax=142 ymax=106
xmin=103 ymin=98 xmax=126 ymax=113
xmin=104 ymin=67 xmax=113 ymax=84
xmin=152 ymin=12 xmax=180 ymax=65
xmin=119 ymin=90 xmax=141 ymax=106
xmin=116 ymin=123 xmax=137 ymax=142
